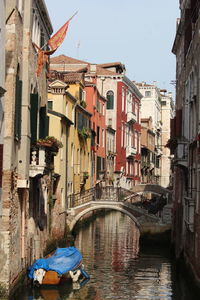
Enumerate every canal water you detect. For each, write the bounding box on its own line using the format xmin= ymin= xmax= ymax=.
xmin=12 ymin=210 xmax=199 ymax=300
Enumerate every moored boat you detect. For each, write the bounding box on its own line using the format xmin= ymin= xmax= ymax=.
xmin=28 ymin=247 xmax=90 ymax=285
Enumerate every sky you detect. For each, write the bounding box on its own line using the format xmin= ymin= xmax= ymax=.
xmin=45 ymin=0 xmax=180 ymax=97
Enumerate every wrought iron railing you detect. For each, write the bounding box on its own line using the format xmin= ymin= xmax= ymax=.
xmin=67 ymin=186 xmax=138 ymax=208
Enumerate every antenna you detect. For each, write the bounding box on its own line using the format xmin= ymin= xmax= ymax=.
xmin=76 ymin=40 xmax=80 ymax=58
xmin=170 ymin=80 xmax=176 ymax=87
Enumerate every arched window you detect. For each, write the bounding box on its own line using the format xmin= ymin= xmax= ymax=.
xmin=106 ymin=91 xmax=114 ymax=109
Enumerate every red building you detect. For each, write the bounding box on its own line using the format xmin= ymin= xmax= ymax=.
xmin=114 ymin=76 xmax=142 ymax=188
xmin=84 ymin=79 xmax=107 ymax=185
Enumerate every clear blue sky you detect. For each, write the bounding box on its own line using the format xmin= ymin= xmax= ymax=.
xmin=45 ymin=0 xmax=180 ymax=96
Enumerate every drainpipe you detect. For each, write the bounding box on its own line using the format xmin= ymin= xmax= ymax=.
xmin=18 ymin=0 xmax=32 ymax=183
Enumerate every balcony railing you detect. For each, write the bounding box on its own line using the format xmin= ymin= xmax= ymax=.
xmin=29 ymin=147 xmax=55 ymax=177
xmin=141 ymin=161 xmax=150 ymax=169
xmin=127 ymin=111 xmax=137 ymax=123
xmin=126 ymin=145 xmax=136 ymax=158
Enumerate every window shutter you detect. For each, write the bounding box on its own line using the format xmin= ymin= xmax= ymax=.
xmin=39 ymin=106 xmax=48 ymax=139
xmin=106 ymin=91 xmax=114 ymax=109
xmin=30 ymin=93 xmax=38 ymax=144
xmin=14 ymin=76 xmax=22 ymax=140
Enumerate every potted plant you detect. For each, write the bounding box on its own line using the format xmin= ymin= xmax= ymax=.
xmin=83 ymin=171 xmax=89 ymax=179
xmin=78 ymin=127 xmax=91 ymax=139
xmin=36 ymin=136 xmax=63 ymax=149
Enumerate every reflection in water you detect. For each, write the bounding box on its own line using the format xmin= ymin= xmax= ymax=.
xmin=13 ymin=210 xmax=198 ymax=300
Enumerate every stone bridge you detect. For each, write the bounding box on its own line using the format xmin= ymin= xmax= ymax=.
xmin=66 ymin=200 xmax=159 ymax=231
xmin=65 ymin=186 xmax=170 ymax=232
xmin=131 ymin=184 xmax=172 ymax=196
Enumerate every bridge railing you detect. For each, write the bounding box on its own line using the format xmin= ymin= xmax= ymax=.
xmin=67 ymin=187 xmax=96 ymax=208
xmin=67 ymin=186 xmax=139 ymax=208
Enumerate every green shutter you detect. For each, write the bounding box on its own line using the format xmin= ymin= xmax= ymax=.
xmin=14 ymin=76 xmax=22 ymax=140
xmin=106 ymin=91 xmax=114 ymax=109
xmin=30 ymin=93 xmax=38 ymax=144
xmin=39 ymin=106 xmax=48 ymax=139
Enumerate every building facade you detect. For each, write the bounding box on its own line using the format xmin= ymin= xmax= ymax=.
xmin=160 ymin=92 xmax=174 ymax=187
xmin=137 ymin=82 xmax=163 ymax=185
xmin=50 ymin=56 xmax=142 ymax=189
xmin=90 ymin=64 xmax=142 ymax=189
xmin=0 ymin=0 xmax=53 ymax=293
xmin=171 ymin=0 xmax=200 ymax=283
xmin=84 ymin=77 xmax=107 ymax=184
xmin=140 ymin=117 xmax=156 ymax=184
xmin=0 ymin=0 xmax=6 ymax=216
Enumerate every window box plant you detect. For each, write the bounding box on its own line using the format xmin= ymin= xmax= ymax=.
xmin=36 ymin=136 xmax=63 ymax=150
xmin=83 ymin=171 xmax=89 ymax=179
xmin=78 ymin=127 xmax=91 ymax=139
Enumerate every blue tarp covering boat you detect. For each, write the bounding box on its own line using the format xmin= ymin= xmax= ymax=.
xmin=28 ymin=247 xmax=88 ymax=280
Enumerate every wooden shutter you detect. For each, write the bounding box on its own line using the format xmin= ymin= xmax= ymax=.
xmin=14 ymin=76 xmax=22 ymax=140
xmin=39 ymin=106 xmax=48 ymax=139
xmin=30 ymin=93 xmax=38 ymax=144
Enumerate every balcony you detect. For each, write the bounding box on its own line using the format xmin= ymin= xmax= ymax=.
xmin=127 ymin=111 xmax=137 ymax=123
xmin=29 ymin=146 xmax=55 ymax=178
xmin=141 ymin=161 xmax=150 ymax=169
xmin=149 ymin=162 xmax=155 ymax=170
xmin=126 ymin=145 xmax=136 ymax=158
xmin=155 ymin=146 xmax=162 ymax=156
xmin=29 ymin=148 xmax=46 ymax=177
xmin=174 ymin=139 xmax=188 ymax=167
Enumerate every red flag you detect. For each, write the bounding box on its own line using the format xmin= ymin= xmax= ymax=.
xmin=48 ymin=20 xmax=69 ymax=51
xmin=34 ymin=12 xmax=78 ymax=76
xmin=33 ymin=43 xmax=56 ymax=76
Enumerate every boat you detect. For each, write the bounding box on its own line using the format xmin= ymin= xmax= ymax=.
xmin=28 ymin=246 xmax=90 ymax=286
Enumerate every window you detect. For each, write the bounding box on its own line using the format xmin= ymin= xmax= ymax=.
xmin=106 ymin=91 xmax=114 ymax=109
xmin=97 ymin=126 xmax=100 ymax=145
xmin=48 ymin=101 xmax=53 ymax=110
xmin=77 ymin=112 xmax=89 ymax=130
xmin=102 ymin=129 xmax=105 ymax=147
xmin=122 ymin=88 xmax=125 ymax=112
xmin=39 ymin=106 xmax=49 ymax=139
xmin=108 ymin=118 xmax=112 ymax=127
xmin=97 ymin=99 xmax=100 ymax=112
xmin=145 ymin=91 xmax=151 ymax=97
xmin=161 ymin=101 xmax=166 ymax=106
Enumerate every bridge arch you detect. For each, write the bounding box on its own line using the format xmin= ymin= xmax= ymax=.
xmin=132 ymin=184 xmax=172 ymax=196
xmin=67 ymin=204 xmax=141 ymax=232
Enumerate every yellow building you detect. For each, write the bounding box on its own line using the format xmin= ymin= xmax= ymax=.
xmin=48 ymin=71 xmax=92 ymax=213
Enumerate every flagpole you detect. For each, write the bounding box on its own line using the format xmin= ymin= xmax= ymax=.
xmin=39 ymin=11 xmax=78 ymax=51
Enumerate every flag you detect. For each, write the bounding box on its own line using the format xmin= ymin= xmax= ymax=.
xmin=34 ymin=11 xmax=78 ymax=76
xmin=48 ymin=20 xmax=70 ymax=52
xmin=33 ymin=43 xmax=56 ymax=76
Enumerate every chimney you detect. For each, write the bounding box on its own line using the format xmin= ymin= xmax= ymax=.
xmin=90 ymin=64 xmax=97 ymax=73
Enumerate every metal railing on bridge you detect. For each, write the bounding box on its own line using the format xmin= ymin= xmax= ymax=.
xmin=67 ymin=186 xmax=139 ymax=208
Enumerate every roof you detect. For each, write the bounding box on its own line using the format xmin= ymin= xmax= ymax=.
xmin=50 ymin=55 xmax=88 ymax=65
xmin=63 ymin=73 xmax=84 ymax=84
xmin=136 ymin=82 xmax=154 ymax=87
xmin=86 ymin=65 xmax=119 ymax=76
xmin=50 ymin=55 xmax=121 ymax=76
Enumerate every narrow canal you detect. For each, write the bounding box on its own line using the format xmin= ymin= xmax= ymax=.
xmin=13 ymin=210 xmax=199 ymax=300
